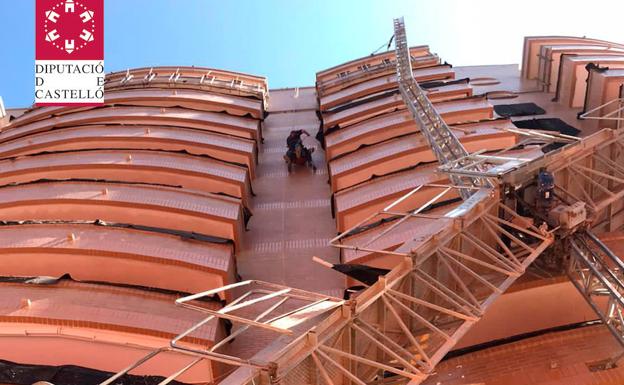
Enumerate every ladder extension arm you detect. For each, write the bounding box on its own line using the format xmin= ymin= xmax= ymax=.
xmin=393 ymin=17 xmax=491 ymax=199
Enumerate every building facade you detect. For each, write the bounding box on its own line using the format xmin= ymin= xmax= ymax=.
xmin=0 ymin=32 xmax=623 ymax=385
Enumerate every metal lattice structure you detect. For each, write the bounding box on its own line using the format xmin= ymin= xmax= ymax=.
xmin=91 ymin=19 xmax=624 ymax=385
xmin=569 ymin=231 xmax=624 ymax=358
xmin=580 ymin=98 xmax=624 ymax=130
xmin=98 ymin=281 xmax=344 ymax=385
xmin=547 ymin=127 xmax=624 ymax=357
xmin=217 ymin=191 xmax=552 ymax=385
xmin=393 ymin=17 xmax=491 ymax=199
xmin=437 ymin=128 xmax=579 ymax=180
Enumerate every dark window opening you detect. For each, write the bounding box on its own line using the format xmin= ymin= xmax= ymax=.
xmin=494 ymin=102 xmax=546 ymax=118
xmin=512 ymin=118 xmax=581 ymax=137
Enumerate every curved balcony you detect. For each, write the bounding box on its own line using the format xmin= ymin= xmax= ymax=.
xmin=0 ymin=65 xmax=269 ymax=384
xmin=0 ymin=106 xmax=261 ymax=143
xmin=105 ymin=66 xmax=268 ymax=103
xmin=318 ymin=54 xmax=441 ymax=98
xmin=322 ymin=93 xmax=490 ymax=130
xmin=316 ymin=46 xmax=433 ymax=93
xmin=334 ymin=164 xmax=443 ymax=232
xmin=340 ymin=203 xmax=455 ymax=266
xmin=319 ymin=64 xmax=456 ymax=111
xmin=0 ymin=149 xmax=253 ymax=208
xmin=324 ymin=95 xmax=486 ymax=161
xmin=0 ymin=125 xmax=258 ymax=178
xmin=328 ymin=128 xmax=514 ymax=193
xmin=0 ymin=181 xmax=246 ymax=248
xmin=0 ymin=223 xmax=234 ymax=297
xmin=0 ymin=279 xmax=222 ymax=382
xmin=521 ymin=36 xmax=624 ymax=80
xmin=12 ymin=88 xmax=264 ymax=126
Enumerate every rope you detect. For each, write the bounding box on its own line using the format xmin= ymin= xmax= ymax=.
xmin=370 ymin=34 xmax=395 ymax=55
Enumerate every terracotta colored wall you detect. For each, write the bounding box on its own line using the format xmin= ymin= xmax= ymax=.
xmin=456 ymin=279 xmax=597 ymax=349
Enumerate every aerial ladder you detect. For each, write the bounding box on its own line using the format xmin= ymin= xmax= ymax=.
xmin=393 ymin=17 xmax=490 ymax=200
xmin=394 ymin=15 xmax=624 ymax=371
xmin=87 ymin=18 xmax=624 ymax=385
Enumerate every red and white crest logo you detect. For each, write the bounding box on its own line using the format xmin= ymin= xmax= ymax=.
xmin=35 ymin=0 xmax=104 ymax=106
xmin=37 ymin=0 xmax=103 ymax=60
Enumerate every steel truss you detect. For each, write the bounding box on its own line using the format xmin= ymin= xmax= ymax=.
xmin=569 ymin=231 xmax=624 ymax=357
xmin=580 ymin=98 xmax=624 ymax=130
xmin=547 ymin=128 xmax=624 ymax=231
xmin=393 ymin=17 xmax=490 ymax=199
xmin=438 ymin=127 xmax=578 ymax=180
xmin=227 ymin=191 xmax=552 ymax=385
xmin=94 ymin=184 xmax=551 ymax=385
xmin=91 ymin=19 xmax=624 ymax=385
xmin=98 ymin=281 xmax=343 ymax=385
xmin=552 ymin=126 xmax=624 ymax=357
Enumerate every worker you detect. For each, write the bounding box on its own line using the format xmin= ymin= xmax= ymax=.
xmin=286 ymin=129 xmax=310 ymax=155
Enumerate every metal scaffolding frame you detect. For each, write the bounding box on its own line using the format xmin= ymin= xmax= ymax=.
xmin=548 ymin=129 xmax=624 ymax=225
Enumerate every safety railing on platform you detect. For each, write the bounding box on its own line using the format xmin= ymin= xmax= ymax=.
xmin=393 ymin=17 xmax=491 ymax=199
xmin=316 ymin=53 xmax=439 ymax=97
xmin=105 ymin=67 xmax=268 ymax=104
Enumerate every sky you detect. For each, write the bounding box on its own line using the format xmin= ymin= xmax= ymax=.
xmin=1 ymin=0 xmax=623 ymax=107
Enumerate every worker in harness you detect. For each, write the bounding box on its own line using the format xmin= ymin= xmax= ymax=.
xmin=284 ymin=129 xmax=316 ymax=173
